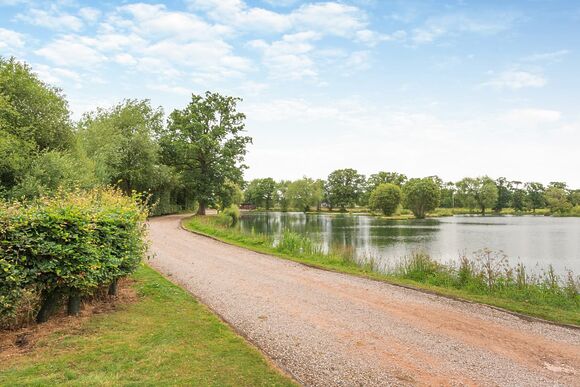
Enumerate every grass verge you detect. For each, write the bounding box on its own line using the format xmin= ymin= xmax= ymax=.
xmin=185 ymin=216 xmax=579 ymax=327
xmin=0 ymin=265 xmax=296 ymax=386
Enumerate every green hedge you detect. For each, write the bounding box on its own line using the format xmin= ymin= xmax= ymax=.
xmin=0 ymin=188 xmax=148 ymax=323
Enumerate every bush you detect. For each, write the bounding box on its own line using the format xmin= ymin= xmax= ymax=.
xmin=0 ymin=188 xmax=148 ymax=323
xmin=402 ymin=178 xmax=441 ymax=219
xmin=217 ymin=205 xmax=240 ymax=226
xmin=368 ymin=183 xmax=401 ymax=215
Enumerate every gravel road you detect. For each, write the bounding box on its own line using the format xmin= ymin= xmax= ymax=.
xmin=148 ymin=215 xmax=580 ymax=386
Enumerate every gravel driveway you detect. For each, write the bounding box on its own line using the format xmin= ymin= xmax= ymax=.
xmin=148 ymin=215 xmax=580 ymax=386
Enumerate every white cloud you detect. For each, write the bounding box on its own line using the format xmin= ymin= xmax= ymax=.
xmin=0 ymin=27 xmax=24 ymax=51
xmin=147 ymin=83 xmax=191 ymax=96
xmin=249 ymin=31 xmax=320 ymax=80
xmin=343 ymin=50 xmax=371 ymax=72
xmin=412 ymin=13 xmax=517 ymax=44
xmin=522 ymin=49 xmax=570 ymax=63
xmin=483 ymin=69 xmax=547 ymax=90
xmin=78 ymin=7 xmax=101 ymax=23
xmin=502 ymin=108 xmax=562 ymax=127
xmin=32 ymin=63 xmax=82 ymax=86
xmin=189 ymin=0 xmax=369 ymax=38
xmin=35 ymin=36 xmax=107 ymax=67
xmin=18 ymin=8 xmax=84 ymax=31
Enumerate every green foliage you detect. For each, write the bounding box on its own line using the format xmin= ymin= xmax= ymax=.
xmin=286 ymin=177 xmax=323 ymax=212
xmin=368 ymin=183 xmax=401 ymax=216
xmin=525 ymin=182 xmax=545 ymax=212
xmin=244 ymin=178 xmax=277 ymax=209
xmin=0 ymin=188 xmax=148 ymax=319
xmin=159 ymin=92 xmax=252 ymax=215
xmin=217 ymin=205 xmax=241 ymax=226
xmin=402 ymin=178 xmax=441 ymax=219
xmin=0 ymin=57 xmax=73 ymax=151
xmin=545 ymin=186 xmax=572 ymax=214
xmin=456 ymin=176 xmax=498 ymax=215
xmin=325 ymin=168 xmax=365 ymax=210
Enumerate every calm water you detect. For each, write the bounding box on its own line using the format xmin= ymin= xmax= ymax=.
xmin=238 ymin=212 xmax=580 ymax=273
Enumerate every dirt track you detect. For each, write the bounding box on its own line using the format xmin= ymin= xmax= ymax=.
xmin=148 ymin=215 xmax=580 ymax=386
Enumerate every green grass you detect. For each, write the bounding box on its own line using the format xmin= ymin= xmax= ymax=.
xmin=185 ymin=216 xmax=580 ymax=326
xmin=0 ymin=266 xmax=296 ymax=386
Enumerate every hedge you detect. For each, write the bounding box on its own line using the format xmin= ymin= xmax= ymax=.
xmin=0 ymin=188 xmax=148 ymax=323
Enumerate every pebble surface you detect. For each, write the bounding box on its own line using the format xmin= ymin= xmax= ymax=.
xmin=149 ymin=215 xmax=580 ymax=387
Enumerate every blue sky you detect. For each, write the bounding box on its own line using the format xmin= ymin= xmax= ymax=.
xmin=1 ymin=0 xmax=579 ymax=186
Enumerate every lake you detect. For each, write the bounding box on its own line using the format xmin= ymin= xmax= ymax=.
xmin=238 ymin=212 xmax=580 ymax=274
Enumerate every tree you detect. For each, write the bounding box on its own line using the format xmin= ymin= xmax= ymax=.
xmin=368 ymin=183 xmax=401 ymax=215
xmin=244 ymin=178 xmax=277 ymax=209
xmin=525 ymin=182 xmax=545 ymax=213
xmin=494 ymin=177 xmax=513 ymax=212
xmin=402 ymin=178 xmax=441 ymax=219
xmin=159 ymin=92 xmax=252 ymax=215
xmin=217 ymin=179 xmax=243 ymax=211
xmin=544 ymin=186 xmax=572 ymax=214
xmin=286 ymin=178 xmax=322 ymax=212
xmin=456 ymin=176 xmax=498 ymax=215
xmin=325 ymin=168 xmax=365 ymax=210
xmin=511 ymin=188 xmax=526 ymax=212
xmin=274 ymin=180 xmax=291 ymax=211
xmin=78 ymin=99 xmax=165 ymax=196
xmin=0 ymin=57 xmax=73 ymax=151
xmin=569 ymin=189 xmax=580 ymax=207
xmin=440 ymin=182 xmax=457 ymax=208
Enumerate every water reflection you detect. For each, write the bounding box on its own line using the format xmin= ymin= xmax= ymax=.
xmin=238 ymin=212 xmax=580 ymax=273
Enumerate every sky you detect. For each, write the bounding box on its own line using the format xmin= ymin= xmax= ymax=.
xmin=1 ymin=0 xmax=579 ymax=186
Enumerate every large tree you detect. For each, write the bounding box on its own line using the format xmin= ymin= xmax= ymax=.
xmin=402 ymin=178 xmax=441 ymax=219
xmin=325 ymin=168 xmax=365 ymax=210
xmin=369 ymin=183 xmax=401 ymax=216
xmin=456 ymin=176 xmax=498 ymax=215
xmin=160 ymin=92 xmax=252 ymax=215
xmin=286 ymin=177 xmax=323 ymax=212
xmin=244 ymin=178 xmax=277 ymax=209
xmin=78 ymin=99 xmax=165 ymax=195
xmin=525 ymin=182 xmax=545 ymax=213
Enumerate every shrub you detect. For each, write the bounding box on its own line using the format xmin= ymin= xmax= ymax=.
xmin=217 ymin=205 xmax=240 ymax=226
xmin=368 ymin=183 xmax=401 ymax=216
xmin=0 ymin=188 xmax=148 ymax=323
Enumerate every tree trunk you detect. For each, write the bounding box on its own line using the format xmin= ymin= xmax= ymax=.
xmin=108 ymin=278 xmax=118 ymax=296
xmin=67 ymin=291 xmax=81 ymax=316
xmin=37 ymin=289 xmax=61 ymax=323
xmin=196 ymin=201 xmax=206 ymax=215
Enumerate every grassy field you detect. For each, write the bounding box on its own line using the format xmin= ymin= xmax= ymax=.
xmin=185 ymin=216 xmax=579 ymax=326
xmin=0 ymin=266 xmax=295 ymax=386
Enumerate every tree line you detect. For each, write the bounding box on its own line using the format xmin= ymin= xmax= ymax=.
xmin=0 ymin=57 xmax=250 ymax=215
xmin=1 ymin=57 xmax=578 ymax=219
xmin=243 ymin=172 xmax=580 ymax=218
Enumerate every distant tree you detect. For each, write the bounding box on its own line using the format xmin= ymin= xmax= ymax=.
xmin=159 ymin=92 xmax=252 ymax=215
xmin=544 ymin=186 xmax=572 ymax=214
xmin=569 ymin=189 xmax=580 ymax=207
xmin=494 ymin=177 xmax=513 ymax=212
xmin=286 ymin=178 xmax=322 ymax=212
xmin=365 ymin=172 xmax=407 ymax=206
xmin=217 ymin=179 xmax=243 ymax=211
xmin=456 ymin=176 xmax=498 ymax=215
xmin=244 ymin=178 xmax=277 ymax=209
xmin=325 ymin=168 xmax=365 ymax=210
xmin=440 ymin=182 xmax=457 ymax=208
xmin=511 ymin=188 xmax=526 ymax=212
xmin=368 ymin=183 xmax=402 ymax=216
xmin=274 ymin=180 xmax=291 ymax=211
xmin=525 ymin=182 xmax=545 ymax=213
xmin=402 ymin=178 xmax=441 ymax=219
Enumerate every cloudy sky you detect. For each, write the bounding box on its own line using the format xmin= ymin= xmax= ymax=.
xmin=1 ymin=0 xmax=579 ymax=186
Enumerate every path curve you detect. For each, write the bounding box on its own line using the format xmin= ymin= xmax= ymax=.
xmin=148 ymin=215 xmax=580 ymax=386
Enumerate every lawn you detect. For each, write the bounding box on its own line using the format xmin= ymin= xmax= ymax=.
xmin=0 ymin=266 xmax=295 ymax=386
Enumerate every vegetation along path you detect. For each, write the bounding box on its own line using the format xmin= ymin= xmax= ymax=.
xmin=149 ymin=215 xmax=580 ymax=386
